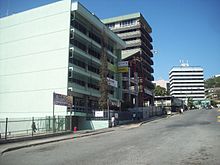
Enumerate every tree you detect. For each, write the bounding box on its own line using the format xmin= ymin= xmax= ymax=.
xmin=98 ymin=31 xmax=108 ymax=111
xmin=154 ymin=85 xmax=166 ymax=96
xmin=211 ymin=100 xmax=217 ymax=107
xmin=187 ymin=97 xmax=194 ymax=109
xmin=205 ymin=77 xmax=220 ymax=88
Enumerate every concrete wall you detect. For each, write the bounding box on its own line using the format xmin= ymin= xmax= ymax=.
xmin=0 ymin=0 xmax=71 ymax=118
xmin=78 ymin=117 xmax=108 ymax=130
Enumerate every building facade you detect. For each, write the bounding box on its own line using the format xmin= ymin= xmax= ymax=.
xmin=102 ymin=13 xmax=154 ymax=107
xmin=154 ymin=96 xmax=183 ymax=112
xmin=0 ymin=0 xmax=125 ymax=124
xmin=169 ymin=63 xmax=205 ymax=103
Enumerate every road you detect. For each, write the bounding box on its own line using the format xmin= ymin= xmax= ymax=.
xmin=1 ymin=109 xmax=220 ymax=165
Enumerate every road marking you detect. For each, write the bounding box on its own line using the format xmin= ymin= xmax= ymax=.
xmin=217 ymin=116 xmax=220 ymax=119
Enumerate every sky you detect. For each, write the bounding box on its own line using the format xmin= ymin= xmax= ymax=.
xmin=0 ymin=0 xmax=220 ymax=80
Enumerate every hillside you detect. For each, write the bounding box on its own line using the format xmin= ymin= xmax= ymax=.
xmin=204 ymin=76 xmax=220 ymax=88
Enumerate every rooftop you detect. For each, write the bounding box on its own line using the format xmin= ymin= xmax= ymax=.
xmin=102 ymin=12 xmax=152 ymax=33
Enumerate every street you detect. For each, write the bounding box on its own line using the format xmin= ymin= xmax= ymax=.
xmin=1 ymin=109 xmax=220 ymax=165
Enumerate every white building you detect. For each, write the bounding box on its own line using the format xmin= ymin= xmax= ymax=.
xmin=0 ymin=0 xmax=125 ymax=120
xmin=169 ymin=63 xmax=205 ymax=102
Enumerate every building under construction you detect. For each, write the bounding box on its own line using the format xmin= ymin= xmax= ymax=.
xmin=103 ymin=13 xmax=154 ymax=107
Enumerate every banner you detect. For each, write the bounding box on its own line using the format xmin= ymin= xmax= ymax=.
xmin=53 ymin=93 xmax=73 ymax=107
xmin=118 ymin=67 xmax=129 ymax=73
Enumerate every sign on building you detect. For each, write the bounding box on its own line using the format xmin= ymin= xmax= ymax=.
xmin=95 ymin=111 xmax=104 ymax=117
xmin=118 ymin=61 xmax=128 ymax=67
xmin=118 ymin=67 xmax=129 ymax=73
xmin=53 ymin=92 xmax=73 ymax=107
xmin=118 ymin=61 xmax=129 ymax=73
xmin=107 ymin=77 xmax=118 ymax=88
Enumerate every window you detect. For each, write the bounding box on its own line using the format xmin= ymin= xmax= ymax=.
xmin=70 ymin=58 xmax=86 ymax=69
xmin=72 ymin=20 xmax=87 ymax=35
xmin=71 ymin=39 xmax=87 ymax=52
xmin=88 ymin=48 xmax=101 ymax=59
xmin=107 ymin=44 xmax=114 ymax=53
xmin=106 ymin=23 xmax=115 ymax=29
xmin=89 ymin=32 xmax=101 ymax=44
xmin=88 ymin=65 xmax=99 ymax=74
xmin=88 ymin=83 xmax=99 ymax=90
xmin=120 ymin=19 xmax=135 ymax=27
xmin=69 ymin=77 xmax=85 ymax=87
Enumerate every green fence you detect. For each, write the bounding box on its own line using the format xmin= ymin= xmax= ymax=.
xmin=0 ymin=116 xmax=70 ymax=140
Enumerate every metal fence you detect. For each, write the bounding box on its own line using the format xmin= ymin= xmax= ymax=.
xmin=0 ymin=116 xmax=69 ymax=140
xmin=87 ymin=106 xmax=165 ymax=122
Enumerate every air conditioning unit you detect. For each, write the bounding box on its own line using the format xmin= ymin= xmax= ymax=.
xmin=68 ymin=67 xmax=73 ymax=78
xmin=69 ymin=47 xmax=74 ymax=58
xmin=68 ymin=87 xmax=73 ymax=92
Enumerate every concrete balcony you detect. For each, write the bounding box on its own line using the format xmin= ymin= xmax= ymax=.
xmin=117 ymin=31 xmax=141 ymax=39
xmin=70 ymin=46 xmax=101 ymax=65
xmin=112 ymin=24 xmax=141 ymax=33
xmin=125 ymin=39 xmax=141 ymax=47
xmin=71 ymin=27 xmax=101 ymax=49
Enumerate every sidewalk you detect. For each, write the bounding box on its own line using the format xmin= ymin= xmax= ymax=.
xmin=0 ymin=115 xmax=168 ymax=155
xmin=0 ymin=128 xmax=115 ymax=155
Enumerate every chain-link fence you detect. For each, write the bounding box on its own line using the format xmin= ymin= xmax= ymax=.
xmin=0 ymin=116 xmax=70 ymax=140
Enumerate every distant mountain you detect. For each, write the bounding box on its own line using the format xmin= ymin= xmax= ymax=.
xmin=205 ymin=76 xmax=220 ymax=88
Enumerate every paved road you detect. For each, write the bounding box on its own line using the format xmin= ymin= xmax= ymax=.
xmin=1 ymin=109 xmax=220 ymax=165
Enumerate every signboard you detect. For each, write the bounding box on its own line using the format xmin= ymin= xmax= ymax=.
xmin=118 ymin=67 xmax=129 ymax=73
xmin=118 ymin=61 xmax=128 ymax=67
xmin=108 ymin=63 xmax=117 ymax=73
xmin=95 ymin=111 xmax=104 ymax=117
xmin=107 ymin=77 xmax=118 ymax=88
xmin=53 ymin=93 xmax=73 ymax=107
xmin=144 ymin=88 xmax=153 ymax=96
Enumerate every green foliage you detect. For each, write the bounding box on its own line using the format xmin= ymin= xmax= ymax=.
xmin=210 ymin=100 xmax=217 ymax=107
xmin=154 ymin=85 xmax=166 ymax=96
xmin=187 ymin=97 xmax=194 ymax=109
xmin=205 ymin=77 xmax=220 ymax=88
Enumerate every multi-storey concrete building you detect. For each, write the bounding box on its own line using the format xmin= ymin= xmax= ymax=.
xmin=102 ymin=13 xmax=154 ymax=107
xmin=169 ymin=63 xmax=205 ymax=103
xmin=0 ymin=0 xmax=125 ymax=129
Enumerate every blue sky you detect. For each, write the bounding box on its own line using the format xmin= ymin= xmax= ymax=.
xmin=1 ymin=0 xmax=219 ymax=80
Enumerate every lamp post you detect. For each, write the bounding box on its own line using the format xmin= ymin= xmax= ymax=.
xmin=107 ymin=99 xmax=110 ymax=127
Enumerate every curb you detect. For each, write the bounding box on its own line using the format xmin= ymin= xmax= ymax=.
xmin=1 ymin=129 xmax=114 ymax=155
